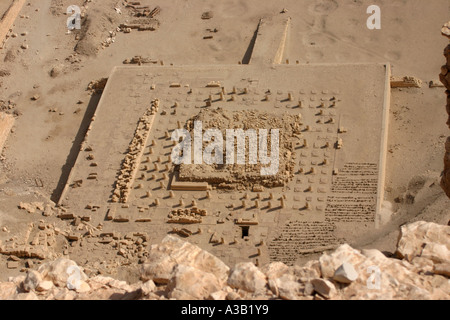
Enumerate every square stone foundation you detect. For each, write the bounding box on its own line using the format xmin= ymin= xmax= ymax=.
xmin=58 ymin=63 xmax=390 ymax=266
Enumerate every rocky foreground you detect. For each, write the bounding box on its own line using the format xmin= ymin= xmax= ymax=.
xmin=0 ymin=221 xmax=448 ymax=300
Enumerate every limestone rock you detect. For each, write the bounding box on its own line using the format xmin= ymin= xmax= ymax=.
xmin=38 ymin=258 xmax=87 ymax=287
xmin=201 ymin=11 xmax=213 ymax=20
xmin=36 ymin=281 xmax=53 ymax=292
xmin=361 ymin=248 xmax=388 ymax=263
xmin=0 ymin=282 xmax=18 ymax=299
xmin=53 ymin=288 xmax=77 ymax=300
xmin=319 ymin=244 xmax=365 ymax=279
xmin=396 ymin=221 xmax=450 ymax=262
xmin=421 ymin=243 xmax=450 ymax=263
xmin=86 ymin=275 xmax=113 ymax=289
xmin=442 ymin=21 xmax=450 ymax=39
xmin=304 ymin=281 xmax=315 ymax=296
xmin=209 ymin=290 xmax=228 ymax=300
xmin=75 ymin=281 xmax=91 ymax=293
xmin=261 ymin=262 xmax=289 ymax=280
xmin=333 ymin=262 xmax=359 ymax=284
xmin=18 ymin=202 xmax=39 ymax=213
xmin=311 ymin=278 xmax=337 ymax=299
xmin=226 ymin=291 xmax=242 ymax=300
xmin=77 ymin=287 xmax=125 ymax=300
xmin=167 ymin=264 xmax=222 ymax=300
xmin=140 ymin=280 xmax=156 ymax=296
xmin=8 ymin=275 xmax=25 ymax=285
xmin=292 ymin=261 xmax=321 ymax=282
xmin=106 ymin=278 xmax=133 ymax=292
xmin=433 ymin=263 xmax=450 ymax=277
xmin=411 ymin=257 xmax=435 ymax=274
xmin=23 ymin=270 xmax=42 ymax=292
xmin=13 ymin=291 xmax=38 ymax=300
xmin=141 ymin=235 xmax=229 ymax=284
xmin=273 ymin=274 xmax=304 ymax=300
xmin=227 ymin=262 xmax=267 ymax=293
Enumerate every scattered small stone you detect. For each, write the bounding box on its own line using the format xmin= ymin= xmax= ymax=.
xmin=7 ymin=261 xmax=19 ymax=269
xmin=50 ymin=64 xmax=64 ymax=78
xmin=18 ymin=202 xmax=36 ymax=213
xmin=31 ymin=95 xmax=40 ymax=101
xmin=442 ymin=21 xmax=450 ymax=38
xmin=25 ymin=260 xmax=34 ymax=268
xmin=0 ymin=70 xmax=11 ymax=77
xmin=201 ymin=11 xmax=213 ymax=20
xmin=429 ymin=80 xmax=445 ymax=88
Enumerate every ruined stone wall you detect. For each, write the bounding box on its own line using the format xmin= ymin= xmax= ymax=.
xmin=440 ymin=22 xmax=450 ymax=198
xmin=0 ymin=221 xmax=449 ymax=300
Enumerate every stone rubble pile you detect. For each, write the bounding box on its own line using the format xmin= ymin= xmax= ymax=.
xmin=0 ymin=221 xmax=448 ymax=300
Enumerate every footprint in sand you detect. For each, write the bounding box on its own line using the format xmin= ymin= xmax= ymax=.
xmin=305 ymin=49 xmax=325 ymax=62
xmin=293 ymin=18 xmax=313 ymax=34
xmin=387 ymin=35 xmax=402 ymax=45
xmin=208 ymin=43 xmax=222 ymax=52
xmin=308 ymin=0 xmax=339 ymax=15
xmin=334 ymin=51 xmax=351 ymax=62
xmin=218 ymin=0 xmax=249 ymax=19
xmin=385 ymin=51 xmax=402 ymax=61
xmin=391 ymin=0 xmax=408 ymax=7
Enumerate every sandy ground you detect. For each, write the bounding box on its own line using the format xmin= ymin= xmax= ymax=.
xmin=0 ymin=0 xmax=449 ymax=282
xmin=0 ymin=1 xmax=13 ymax=18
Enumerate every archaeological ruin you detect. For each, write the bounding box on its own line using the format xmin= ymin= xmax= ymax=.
xmin=54 ymin=17 xmax=391 ymax=267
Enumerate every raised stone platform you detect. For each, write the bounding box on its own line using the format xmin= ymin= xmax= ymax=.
xmin=58 ymin=62 xmax=390 ymax=266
